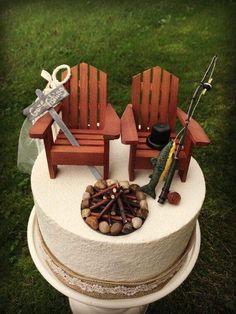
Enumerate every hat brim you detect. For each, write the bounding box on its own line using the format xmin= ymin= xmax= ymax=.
xmin=146 ymin=136 xmax=167 ymax=150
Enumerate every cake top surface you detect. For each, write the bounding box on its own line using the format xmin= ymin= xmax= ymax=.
xmin=31 ymin=139 xmax=205 ymax=244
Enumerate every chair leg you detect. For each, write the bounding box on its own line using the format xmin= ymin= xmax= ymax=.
xmin=128 ymin=144 xmax=136 ymax=181
xmin=178 ymin=133 xmax=193 ymax=182
xmin=103 ymin=140 xmax=109 ymax=180
xmin=179 ymin=155 xmax=191 ymax=182
xmin=178 ymin=169 xmax=187 ymax=182
xmin=48 ymin=164 xmax=57 ymax=179
xmin=43 ymin=129 xmax=57 ymax=179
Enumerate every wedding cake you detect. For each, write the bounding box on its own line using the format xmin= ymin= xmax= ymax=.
xmin=31 ymin=139 xmax=205 ymax=299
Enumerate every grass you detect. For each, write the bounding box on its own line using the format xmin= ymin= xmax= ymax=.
xmin=0 ymin=0 xmax=235 ymax=313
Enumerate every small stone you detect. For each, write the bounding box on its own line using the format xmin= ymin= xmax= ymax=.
xmin=112 ymin=187 xmax=117 ymax=193
xmin=140 ymin=199 xmax=148 ymax=210
xmin=86 ymin=216 xmax=99 ymax=230
xmin=111 ymin=210 xmax=116 ymax=216
xmin=136 ymin=208 xmax=149 ymax=219
xmin=81 ymin=208 xmax=91 ymax=218
xmin=81 ymin=199 xmax=90 ymax=209
xmin=167 ymin=192 xmax=181 ymax=205
xmin=136 ymin=191 xmax=146 ymax=201
xmin=94 ymin=179 xmax=107 ymax=190
xmin=86 ymin=185 xmax=95 ymax=195
xmin=119 ymin=181 xmax=129 ymax=189
xmin=110 ymin=222 xmax=123 ymax=235
xmin=132 ymin=217 xmax=143 ymax=229
xmin=106 ymin=179 xmax=118 ymax=187
xmin=82 ymin=192 xmax=90 ymax=200
xmin=99 ymin=221 xmax=110 ymax=234
xmin=130 ymin=184 xmax=140 ymax=192
xmin=122 ymin=222 xmax=133 ymax=234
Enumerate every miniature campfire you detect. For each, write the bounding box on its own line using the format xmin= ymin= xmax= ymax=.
xmin=81 ymin=180 xmax=149 ymax=236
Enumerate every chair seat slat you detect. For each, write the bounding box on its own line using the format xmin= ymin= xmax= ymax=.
xmin=57 ymin=133 xmax=103 ymax=140
xmin=55 ymin=138 xmax=104 ymax=146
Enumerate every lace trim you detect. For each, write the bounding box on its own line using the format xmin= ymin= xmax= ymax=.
xmin=38 ymin=223 xmax=195 ymax=299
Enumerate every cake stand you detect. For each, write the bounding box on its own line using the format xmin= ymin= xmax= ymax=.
xmin=27 ymin=207 xmax=201 ymax=314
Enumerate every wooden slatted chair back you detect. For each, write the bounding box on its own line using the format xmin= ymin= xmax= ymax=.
xmin=132 ymin=66 xmax=179 ymax=132
xmin=61 ymin=63 xmax=107 ymax=129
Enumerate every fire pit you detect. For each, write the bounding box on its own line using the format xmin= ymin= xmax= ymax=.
xmin=81 ymin=180 xmax=149 ymax=236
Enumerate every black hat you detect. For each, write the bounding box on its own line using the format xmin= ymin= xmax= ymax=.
xmin=146 ymin=123 xmax=171 ymax=150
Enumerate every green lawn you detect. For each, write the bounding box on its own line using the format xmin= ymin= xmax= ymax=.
xmin=0 ymin=0 xmax=235 ymax=313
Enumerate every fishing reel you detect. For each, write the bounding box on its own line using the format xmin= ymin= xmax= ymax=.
xmin=202 ymin=82 xmax=212 ymax=91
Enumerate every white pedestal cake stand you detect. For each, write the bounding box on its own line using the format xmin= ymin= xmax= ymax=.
xmin=27 ymin=207 xmax=201 ymax=314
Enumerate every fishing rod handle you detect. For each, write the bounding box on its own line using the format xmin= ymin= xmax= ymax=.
xmin=158 ymin=157 xmax=178 ymax=204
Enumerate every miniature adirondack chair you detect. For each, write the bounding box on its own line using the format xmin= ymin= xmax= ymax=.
xmin=121 ymin=66 xmax=210 ymax=181
xmin=29 ymin=63 xmax=120 ymax=179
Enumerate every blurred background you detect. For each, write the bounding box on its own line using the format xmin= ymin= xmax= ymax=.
xmin=0 ymin=0 xmax=235 ymax=313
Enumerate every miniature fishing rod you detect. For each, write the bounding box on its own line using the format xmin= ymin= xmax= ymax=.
xmin=158 ymin=55 xmax=218 ymax=204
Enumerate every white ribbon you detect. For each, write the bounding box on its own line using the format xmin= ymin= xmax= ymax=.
xmin=41 ymin=64 xmax=71 ymax=93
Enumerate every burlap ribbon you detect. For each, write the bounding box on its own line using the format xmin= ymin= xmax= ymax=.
xmin=37 ymin=221 xmax=196 ymax=299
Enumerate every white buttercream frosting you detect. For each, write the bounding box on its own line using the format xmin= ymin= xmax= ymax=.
xmin=31 ymin=139 xmax=205 ymax=282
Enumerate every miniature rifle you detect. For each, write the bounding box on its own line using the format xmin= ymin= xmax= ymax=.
xmin=158 ymin=56 xmax=218 ymax=204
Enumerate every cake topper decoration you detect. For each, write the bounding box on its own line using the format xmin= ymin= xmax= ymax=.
xmin=23 ymin=86 xmax=69 ymax=121
xmin=146 ymin=123 xmax=171 ymax=150
xmin=23 ymin=64 xmax=71 ymax=121
xmin=158 ymin=55 xmax=218 ymax=204
xmin=22 ymin=64 xmax=102 ymax=180
xmin=81 ymin=180 xmax=149 ymax=236
xmin=140 ymin=141 xmax=174 ymax=199
xmin=139 ymin=56 xmax=217 ymax=203
xmin=22 ymin=65 xmax=74 ymax=146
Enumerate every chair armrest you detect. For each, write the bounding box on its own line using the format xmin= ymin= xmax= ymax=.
xmin=121 ymin=104 xmax=138 ymax=144
xmin=103 ymin=104 xmax=120 ymax=140
xmin=177 ymin=107 xmax=210 ymax=146
xmin=29 ymin=104 xmax=62 ymax=139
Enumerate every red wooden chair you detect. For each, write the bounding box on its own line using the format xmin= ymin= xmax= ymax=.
xmin=29 ymin=63 xmax=120 ymax=179
xmin=121 ymin=66 xmax=210 ymax=182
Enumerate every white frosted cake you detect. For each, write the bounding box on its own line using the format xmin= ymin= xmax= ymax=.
xmin=31 ymin=139 xmax=205 ymax=299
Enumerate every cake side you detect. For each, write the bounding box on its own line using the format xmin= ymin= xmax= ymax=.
xmin=36 ymin=202 xmax=198 ymax=282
